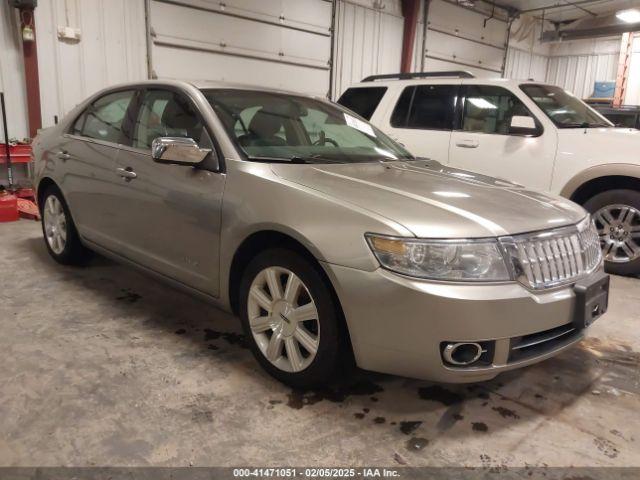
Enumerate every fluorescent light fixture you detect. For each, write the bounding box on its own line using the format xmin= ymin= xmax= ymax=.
xmin=468 ymin=97 xmax=497 ymax=109
xmin=616 ymin=9 xmax=640 ymax=23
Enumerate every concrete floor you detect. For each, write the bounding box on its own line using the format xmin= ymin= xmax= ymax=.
xmin=1 ymin=220 xmax=639 ymax=468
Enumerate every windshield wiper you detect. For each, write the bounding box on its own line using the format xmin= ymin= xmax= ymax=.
xmin=247 ymin=155 xmax=344 ymax=164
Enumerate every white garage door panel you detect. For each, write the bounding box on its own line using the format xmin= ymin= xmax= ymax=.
xmin=423 ymin=58 xmax=498 ymax=78
xmin=425 ymin=30 xmax=504 ymax=73
xmin=150 ymin=0 xmax=331 ymax=96
xmin=154 ymin=45 xmax=329 ymax=96
xmin=152 ymin=2 xmax=330 ymax=68
xmin=332 ymin=0 xmax=403 ymax=99
xmin=182 ymin=0 xmax=332 ymax=34
xmin=427 ymin=0 xmax=506 ymax=48
xmin=422 ymin=0 xmax=508 ymax=77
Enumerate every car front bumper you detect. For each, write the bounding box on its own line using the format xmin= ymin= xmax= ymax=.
xmin=323 ymin=263 xmax=605 ymax=383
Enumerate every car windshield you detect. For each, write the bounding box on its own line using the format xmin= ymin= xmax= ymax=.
xmin=202 ymin=89 xmax=413 ymax=163
xmin=520 ymin=84 xmax=613 ymax=128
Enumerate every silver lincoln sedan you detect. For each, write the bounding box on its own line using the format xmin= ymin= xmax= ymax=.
xmin=33 ymin=80 xmax=609 ymax=387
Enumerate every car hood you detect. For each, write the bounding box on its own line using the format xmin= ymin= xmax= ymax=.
xmin=271 ymin=160 xmax=586 ymax=238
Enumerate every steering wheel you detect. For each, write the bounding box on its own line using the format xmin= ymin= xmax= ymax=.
xmin=312 ymin=131 xmax=339 ymax=147
xmin=314 ymin=137 xmax=339 ymax=147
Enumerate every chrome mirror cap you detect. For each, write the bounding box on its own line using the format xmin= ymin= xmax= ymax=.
xmin=151 ymin=137 xmax=211 ymax=166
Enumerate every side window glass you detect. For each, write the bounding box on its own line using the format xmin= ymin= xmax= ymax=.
xmin=390 ymin=87 xmax=414 ymax=127
xmin=132 ymin=89 xmax=207 ymax=150
xmin=71 ymin=112 xmax=86 ymax=135
xmin=462 ymin=86 xmax=537 ymax=135
xmin=81 ymin=90 xmax=135 ymax=143
xmin=407 ymin=85 xmax=457 ymax=130
xmin=337 ymin=87 xmax=387 ymax=120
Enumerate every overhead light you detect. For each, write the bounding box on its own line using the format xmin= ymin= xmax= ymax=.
xmin=457 ymin=0 xmax=475 ymax=7
xmin=616 ymin=9 xmax=640 ymax=23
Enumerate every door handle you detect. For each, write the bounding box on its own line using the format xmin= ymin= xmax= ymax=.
xmin=455 ymin=139 xmax=479 ymax=148
xmin=116 ymin=167 xmax=137 ymax=181
xmin=57 ymin=151 xmax=71 ymax=161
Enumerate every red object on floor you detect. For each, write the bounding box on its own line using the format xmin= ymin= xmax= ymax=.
xmin=15 ymin=187 xmax=35 ymax=200
xmin=0 ymin=189 xmax=19 ymax=222
xmin=0 ymin=144 xmax=32 ymax=164
xmin=17 ymin=198 xmax=39 ymax=220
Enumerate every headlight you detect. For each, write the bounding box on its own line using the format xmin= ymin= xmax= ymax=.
xmin=365 ymin=234 xmax=511 ymax=281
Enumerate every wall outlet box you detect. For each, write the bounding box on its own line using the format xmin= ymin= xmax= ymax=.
xmin=57 ymin=26 xmax=81 ymax=42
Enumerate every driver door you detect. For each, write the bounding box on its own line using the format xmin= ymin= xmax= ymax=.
xmin=448 ymin=85 xmax=556 ymax=191
xmin=111 ymin=87 xmax=225 ymax=296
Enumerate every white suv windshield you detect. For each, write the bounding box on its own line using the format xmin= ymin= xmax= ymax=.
xmin=203 ymin=89 xmax=413 ymax=163
xmin=520 ymin=84 xmax=612 ymax=128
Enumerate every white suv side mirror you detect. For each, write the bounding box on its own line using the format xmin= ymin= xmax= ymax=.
xmin=509 ymin=115 xmax=539 ymax=135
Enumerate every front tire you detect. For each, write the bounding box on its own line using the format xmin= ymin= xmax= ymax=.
xmin=239 ymin=248 xmax=348 ymax=388
xmin=583 ymin=189 xmax=640 ymax=275
xmin=40 ymin=186 xmax=90 ymax=265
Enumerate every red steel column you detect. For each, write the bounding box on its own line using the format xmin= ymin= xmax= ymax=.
xmin=19 ymin=8 xmax=42 ymax=138
xmin=400 ymin=0 xmax=420 ymax=73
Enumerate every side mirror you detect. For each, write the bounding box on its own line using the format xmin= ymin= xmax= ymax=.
xmin=151 ymin=137 xmax=212 ymax=166
xmin=509 ymin=115 xmax=539 ymax=136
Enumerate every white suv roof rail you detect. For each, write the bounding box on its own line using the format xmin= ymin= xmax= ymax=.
xmin=361 ymin=71 xmax=475 ymax=82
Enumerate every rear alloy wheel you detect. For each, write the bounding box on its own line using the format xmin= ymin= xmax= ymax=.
xmin=43 ymin=195 xmax=67 ymax=255
xmin=239 ymin=248 xmax=348 ymax=387
xmin=40 ymin=186 xmax=90 ymax=265
xmin=584 ymin=189 xmax=640 ymax=275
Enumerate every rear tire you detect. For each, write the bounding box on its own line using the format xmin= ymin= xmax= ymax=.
xmin=40 ymin=186 xmax=90 ymax=265
xmin=239 ymin=248 xmax=349 ymax=388
xmin=583 ymin=189 xmax=640 ymax=276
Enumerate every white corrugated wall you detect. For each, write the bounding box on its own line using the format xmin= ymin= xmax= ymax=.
xmin=332 ymin=0 xmax=403 ymax=98
xmin=545 ymin=37 xmax=620 ymax=99
xmin=35 ymin=0 xmax=147 ymax=129
xmin=0 ymin=2 xmax=29 ymax=141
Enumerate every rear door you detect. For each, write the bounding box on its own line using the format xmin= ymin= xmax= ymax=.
xmin=61 ymin=89 xmax=136 ymax=249
xmin=448 ymin=84 xmax=555 ymax=191
xmin=111 ymin=87 xmax=226 ymax=296
xmin=382 ymin=82 xmax=460 ymax=163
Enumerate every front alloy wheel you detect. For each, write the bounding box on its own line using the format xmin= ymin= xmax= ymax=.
xmin=583 ymin=188 xmax=640 ymax=276
xmin=593 ymin=204 xmax=640 ymax=263
xmin=239 ymin=248 xmax=348 ymax=387
xmin=247 ymin=267 xmax=320 ymax=373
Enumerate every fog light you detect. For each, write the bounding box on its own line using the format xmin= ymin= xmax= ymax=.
xmin=443 ymin=342 xmax=484 ymax=366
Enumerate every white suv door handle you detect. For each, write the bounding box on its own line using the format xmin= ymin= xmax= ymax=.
xmin=456 ymin=139 xmax=479 ymax=148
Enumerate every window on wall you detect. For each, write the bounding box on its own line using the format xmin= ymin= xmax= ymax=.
xmin=77 ymin=90 xmax=135 ymax=143
xmin=337 ymin=87 xmax=387 ymax=120
xmin=462 ymin=85 xmax=538 ymax=135
xmin=132 ymin=89 xmax=212 ymax=150
xmin=390 ymin=85 xmax=457 ymax=130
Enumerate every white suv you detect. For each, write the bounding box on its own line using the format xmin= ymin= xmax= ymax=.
xmin=338 ymin=71 xmax=640 ymax=275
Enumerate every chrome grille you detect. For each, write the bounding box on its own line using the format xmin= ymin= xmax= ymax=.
xmin=500 ymin=217 xmax=602 ymax=290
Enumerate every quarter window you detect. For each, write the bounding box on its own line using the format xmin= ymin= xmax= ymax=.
xmin=462 ymin=85 xmax=539 ymax=135
xmin=390 ymin=85 xmax=457 ymax=130
xmin=132 ymin=89 xmax=211 ymax=150
xmin=79 ymin=90 xmax=135 ymax=143
xmin=337 ymin=87 xmax=387 ymax=120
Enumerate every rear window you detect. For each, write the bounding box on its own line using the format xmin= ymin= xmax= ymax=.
xmin=337 ymin=87 xmax=387 ymax=120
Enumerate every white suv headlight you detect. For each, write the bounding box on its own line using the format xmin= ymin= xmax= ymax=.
xmin=365 ymin=234 xmax=511 ymax=281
